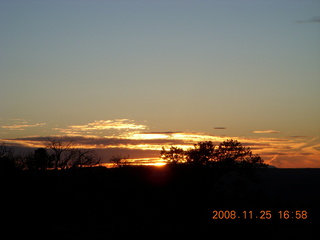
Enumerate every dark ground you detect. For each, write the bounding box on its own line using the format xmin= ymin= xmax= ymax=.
xmin=2 ymin=166 xmax=320 ymax=239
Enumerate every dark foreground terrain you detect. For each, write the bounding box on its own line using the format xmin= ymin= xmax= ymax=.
xmin=2 ymin=166 xmax=320 ymax=239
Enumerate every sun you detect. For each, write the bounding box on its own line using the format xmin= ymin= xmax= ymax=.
xmin=150 ymin=162 xmax=167 ymax=167
xmin=143 ymin=161 xmax=167 ymax=167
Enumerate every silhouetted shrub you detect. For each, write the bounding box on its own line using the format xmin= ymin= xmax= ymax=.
xmin=161 ymin=139 xmax=268 ymax=169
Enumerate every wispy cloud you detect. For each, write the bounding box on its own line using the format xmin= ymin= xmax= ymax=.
xmin=54 ymin=119 xmax=148 ymax=136
xmin=0 ymin=131 xmax=290 ymax=153
xmin=290 ymin=136 xmax=308 ymax=138
xmin=1 ymin=123 xmax=46 ymax=131
xmin=5 ymin=131 xmax=223 ymax=150
xmin=252 ymin=130 xmax=281 ymax=134
xmin=69 ymin=119 xmax=147 ymax=131
xmin=296 ymin=16 xmax=320 ymax=23
xmin=213 ymin=127 xmax=226 ymax=130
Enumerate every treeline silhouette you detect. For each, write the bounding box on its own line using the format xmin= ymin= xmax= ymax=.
xmin=1 ymin=139 xmax=266 ymax=172
xmin=0 ymin=139 xmax=100 ymax=173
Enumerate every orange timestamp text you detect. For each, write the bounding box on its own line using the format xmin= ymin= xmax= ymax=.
xmin=212 ymin=210 xmax=308 ymax=220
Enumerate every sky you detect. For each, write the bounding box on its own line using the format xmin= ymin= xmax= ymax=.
xmin=1 ymin=0 xmax=319 ymax=168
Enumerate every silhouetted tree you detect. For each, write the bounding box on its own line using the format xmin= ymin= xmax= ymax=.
xmin=239 ymin=154 xmax=267 ymax=169
xmin=0 ymin=140 xmax=101 ymax=173
xmin=47 ymin=139 xmax=74 ymax=170
xmin=215 ymin=139 xmax=250 ymax=162
xmin=69 ymin=149 xmax=101 ymax=169
xmin=110 ymin=155 xmax=129 ymax=167
xmin=160 ymin=139 xmax=267 ymax=169
xmin=46 ymin=139 xmax=101 ymax=169
xmin=26 ymin=148 xmax=52 ymax=171
xmin=186 ymin=141 xmax=215 ymax=165
xmin=160 ymin=146 xmax=186 ymax=164
xmin=0 ymin=142 xmax=15 ymax=174
xmin=215 ymin=139 xmax=267 ymax=168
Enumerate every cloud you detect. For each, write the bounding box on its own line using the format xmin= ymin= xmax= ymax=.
xmin=261 ymin=152 xmax=288 ymax=156
xmin=55 ymin=119 xmax=148 ymax=136
xmin=2 ymin=130 xmax=227 ymax=152
xmin=296 ymin=16 xmax=320 ymax=23
xmin=1 ymin=123 xmax=46 ymax=131
xmin=213 ymin=127 xmax=226 ymax=130
xmin=299 ymin=153 xmax=313 ymax=156
xmin=290 ymin=136 xmax=308 ymax=138
xmin=268 ymin=154 xmax=320 ymax=168
xmin=1 ymin=131 xmax=287 ymax=158
xmin=69 ymin=119 xmax=147 ymax=131
xmin=3 ymin=132 xmax=220 ymax=150
xmin=252 ymin=130 xmax=280 ymax=134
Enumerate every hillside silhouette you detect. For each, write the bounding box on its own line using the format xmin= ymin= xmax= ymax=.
xmin=2 ymin=166 xmax=320 ymax=239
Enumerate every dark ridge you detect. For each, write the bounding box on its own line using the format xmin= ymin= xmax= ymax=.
xmin=1 ymin=166 xmax=320 ymax=239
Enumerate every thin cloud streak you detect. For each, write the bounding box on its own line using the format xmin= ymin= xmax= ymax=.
xmin=69 ymin=119 xmax=147 ymax=131
xmin=252 ymin=130 xmax=281 ymax=134
xmin=1 ymin=123 xmax=46 ymax=131
xmin=54 ymin=119 xmax=148 ymax=137
xmin=296 ymin=16 xmax=320 ymax=23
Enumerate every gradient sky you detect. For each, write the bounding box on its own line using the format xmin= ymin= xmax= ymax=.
xmin=1 ymin=0 xmax=319 ymax=167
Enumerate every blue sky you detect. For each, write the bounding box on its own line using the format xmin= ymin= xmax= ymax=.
xmin=1 ymin=0 xmax=319 ymax=167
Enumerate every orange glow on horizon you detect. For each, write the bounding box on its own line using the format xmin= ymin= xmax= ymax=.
xmin=2 ymin=129 xmax=320 ymax=168
xmin=143 ymin=162 xmax=167 ymax=167
xmin=100 ymin=158 xmax=167 ymax=168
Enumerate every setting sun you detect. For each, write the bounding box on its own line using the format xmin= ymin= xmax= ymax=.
xmin=147 ymin=162 xmax=167 ymax=167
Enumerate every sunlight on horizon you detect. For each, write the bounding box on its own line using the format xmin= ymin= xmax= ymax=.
xmin=100 ymin=158 xmax=167 ymax=168
xmin=1 ymin=120 xmax=320 ymax=168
